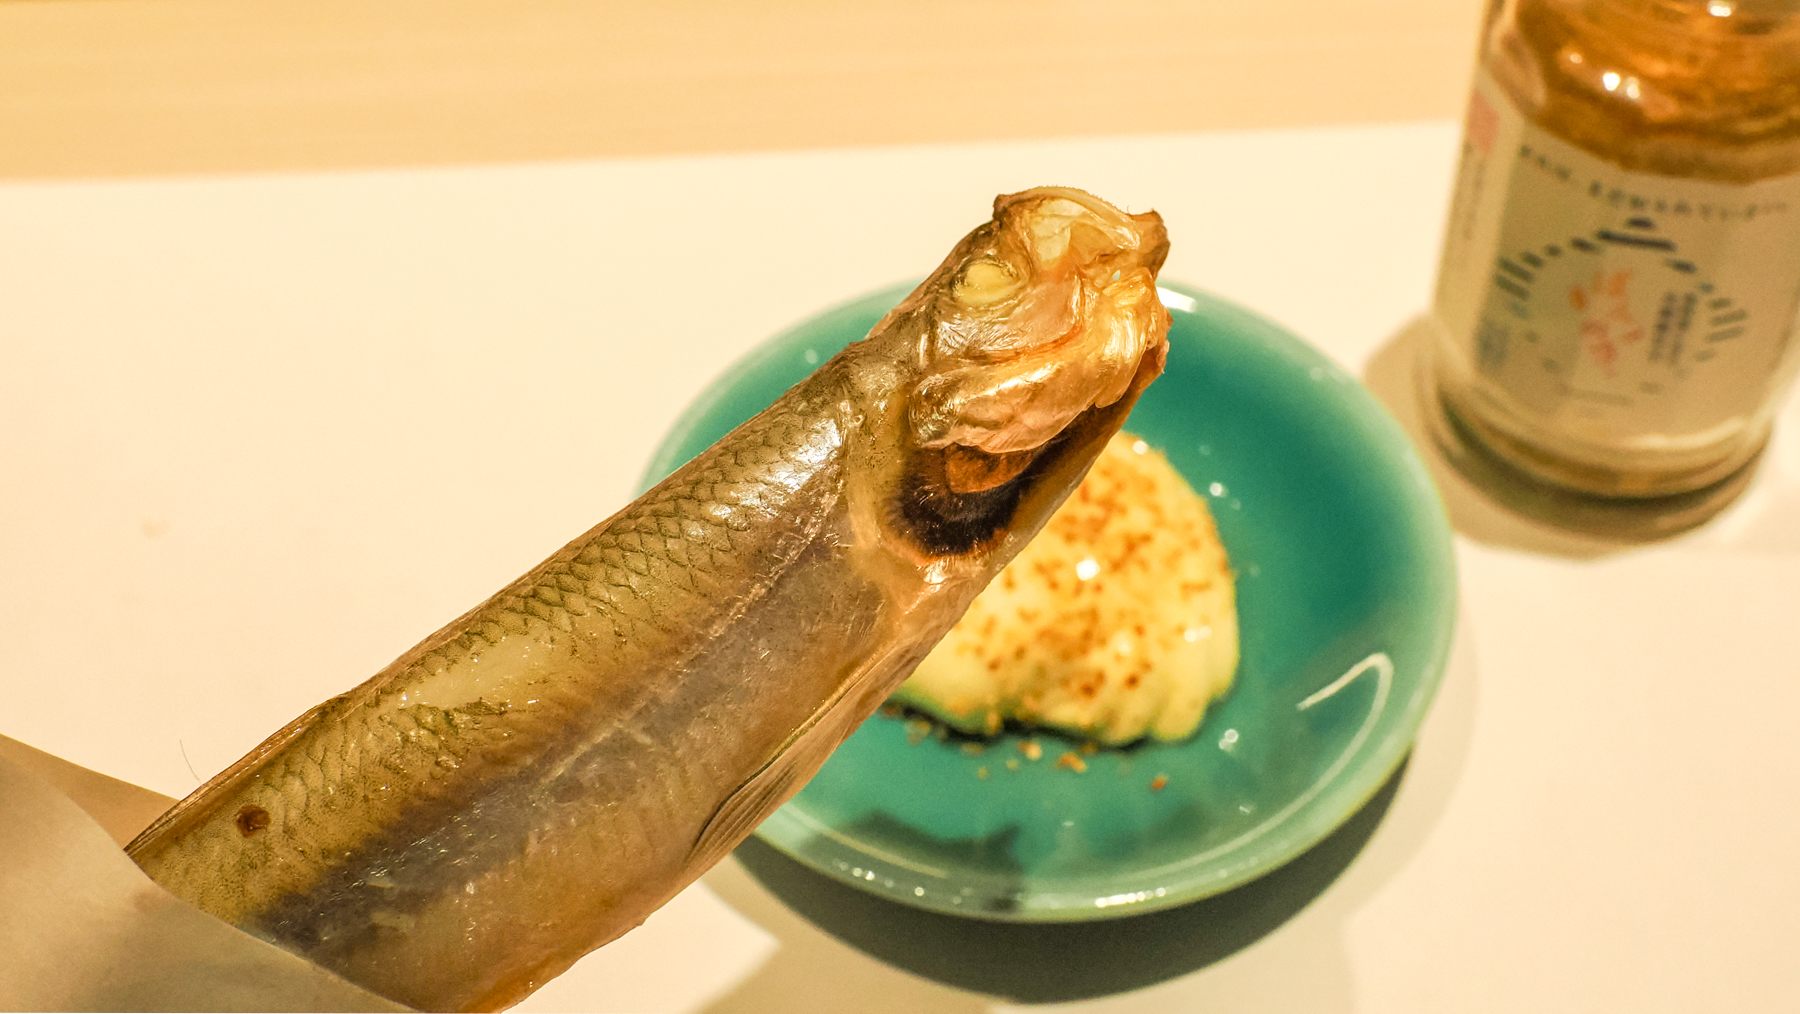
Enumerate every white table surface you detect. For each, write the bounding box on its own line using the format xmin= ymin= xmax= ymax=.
xmin=3 ymin=121 xmax=1797 ymax=1013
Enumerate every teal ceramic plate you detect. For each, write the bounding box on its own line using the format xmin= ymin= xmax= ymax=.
xmin=642 ymin=282 xmax=1457 ymax=922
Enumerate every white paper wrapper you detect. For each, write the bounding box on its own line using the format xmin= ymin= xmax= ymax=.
xmin=0 ymin=736 xmax=407 ymax=1012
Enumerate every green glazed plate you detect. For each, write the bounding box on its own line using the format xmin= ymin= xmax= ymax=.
xmin=642 ymin=282 xmax=1457 ymax=922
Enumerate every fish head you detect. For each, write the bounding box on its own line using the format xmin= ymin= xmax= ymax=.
xmin=869 ymin=186 xmax=1171 ymax=570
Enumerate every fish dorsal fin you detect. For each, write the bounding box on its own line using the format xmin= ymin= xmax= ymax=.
xmin=686 ymin=649 xmax=903 ymax=874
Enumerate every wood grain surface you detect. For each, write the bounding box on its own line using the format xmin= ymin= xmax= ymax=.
xmin=0 ymin=0 xmax=1485 ymax=179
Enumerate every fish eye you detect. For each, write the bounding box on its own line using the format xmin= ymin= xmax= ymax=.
xmin=952 ymin=259 xmax=1022 ymax=308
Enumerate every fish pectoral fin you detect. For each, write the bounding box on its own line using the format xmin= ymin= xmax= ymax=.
xmin=687 ymin=666 xmax=887 ymax=874
xmin=685 ymin=755 xmax=806 ymax=876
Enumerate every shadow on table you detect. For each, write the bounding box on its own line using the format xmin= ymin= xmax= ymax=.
xmin=1363 ymin=317 xmax=1793 ymax=555
xmin=718 ymin=762 xmax=1405 ymax=1005
xmin=698 ymin=603 xmax=1484 ymax=1013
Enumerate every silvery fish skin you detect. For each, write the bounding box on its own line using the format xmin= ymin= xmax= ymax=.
xmin=127 ymin=187 xmax=1172 ymax=1011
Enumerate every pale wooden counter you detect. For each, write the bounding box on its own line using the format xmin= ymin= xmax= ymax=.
xmin=0 ymin=0 xmax=1482 ymax=178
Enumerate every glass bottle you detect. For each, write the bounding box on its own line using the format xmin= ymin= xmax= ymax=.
xmin=1427 ymin=0 xmax=1800 ymax=501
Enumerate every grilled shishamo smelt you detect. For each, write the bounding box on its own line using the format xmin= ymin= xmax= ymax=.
xmin=127 ymin=187 xmax=1172 ymax=1011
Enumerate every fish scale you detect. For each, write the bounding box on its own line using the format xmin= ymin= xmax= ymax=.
xmin=132 ymin=392 xmax=853 ymax=999
xmin=126 ymin=187 xmax=1170 ymax=1011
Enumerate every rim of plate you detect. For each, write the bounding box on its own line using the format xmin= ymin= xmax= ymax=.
xmin=640 ymin=280 xmax=1459 ymax=922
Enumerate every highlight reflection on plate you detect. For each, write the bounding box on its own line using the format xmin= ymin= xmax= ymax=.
xmin=643 ymin=282 xmax=1457 ymax=921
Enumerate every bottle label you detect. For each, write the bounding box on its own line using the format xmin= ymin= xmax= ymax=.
xmin=1435 ymin=68 xmax=1800 ymax=445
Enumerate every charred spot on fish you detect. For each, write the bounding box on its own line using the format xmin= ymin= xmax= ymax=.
xmin=235 ymin=805 xmax=272 ymax=836
xmin=896 ymin=434 xmax=1072 ymax=556
xmin=897 ymin=476 xmax=1022 ymax=557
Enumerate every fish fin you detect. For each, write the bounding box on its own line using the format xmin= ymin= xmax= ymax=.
xmin=685 ymin=757 xmax=807 ymax=875
xmin=687 ymin=659 xmax=895 ymax=873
